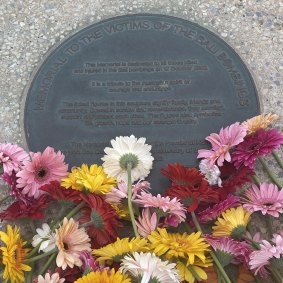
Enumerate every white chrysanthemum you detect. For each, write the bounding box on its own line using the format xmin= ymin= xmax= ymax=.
xmin=120 ymin=252 xmax=180 ymax=283
xmin=32 ymin=223 xmax=56 ymax=253
xmin=199 ymin=159 xmax=222 ymax=186
xmin=102 ymin=135 xmax=154 ymax=183
xmin=37 ymin=272 xmax=65 ymax=283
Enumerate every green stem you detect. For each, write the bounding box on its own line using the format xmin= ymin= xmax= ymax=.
xmin=38 ymin=252 xmax=56 ymax=275
xmin=51 ymin=205 xmax=66 ymax=228
xmin=258 ymin=157 xmax=283 ymax=188
xmin=27 ymin=244 xmax=40 ymax=259
xmin=26 ymin=249 xmax=56 ymax=264
xmin=187 ymin=265 xmax=201 ymax=281
xmin=26 ymin=263 xmax=34 ymax=283
xmin=80 ymin=221 xmax=93 ymax=228
xmin=272 ymin=150 xmax=283 ymax=170
xmin=127 ymin=163 xmax=139 ymax=237
xmin=251 ymin=175 xmax=260 ymax=186
xmin=0 ymin=194 xmax=11 ymax=205
xmin=216 ymin=267 xmax=222 ymax=283
xmin=254 ymin=275 xmax=263 ymax=283
xmin=0 ymin=270 xmax=3 ymax=280
xmin=266 ymin=215 xmax=273 ymax=237
xmin=269 ymin=267 xmax=282 ymax=283
xmin=191 ymin=212 xmax=232 ymax=283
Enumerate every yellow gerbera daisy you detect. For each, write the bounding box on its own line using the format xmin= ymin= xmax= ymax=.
xmin=0 ymin=225 xmax=31 ymax=283
xmin=74 ymin=269 xmax=130 ymax=283
xmin=177 ymin=258 xmax=212 ymax=283
xmin=61 ymin=164 xmax=116 ymax=194
xmin=111 ymin=203 xmax=130 ymax=219
xmin=243 ymin=113 xmax=279 ymax=135
xmin=147 ymin=228 xmax=210 ymax=265
xmin=93 ymin=237 xmax=149 ymax=262
xmin=212 ymin=206 xmax=251 ymax=239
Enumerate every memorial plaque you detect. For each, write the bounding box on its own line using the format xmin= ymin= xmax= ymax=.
xmin=24 ymin=14 xmax=260 ymax=194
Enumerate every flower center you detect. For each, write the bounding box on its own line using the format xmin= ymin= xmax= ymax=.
xmin=119 ymin=153 xmax=139 ymax=170
xmin=63 ymin=241 xmax=69 ymax=250
xmin=36 ymin=167 xmax=48 ymax=180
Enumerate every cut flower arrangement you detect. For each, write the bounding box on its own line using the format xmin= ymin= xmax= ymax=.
xmin=0 ymin=113 xmax=282 ymax=283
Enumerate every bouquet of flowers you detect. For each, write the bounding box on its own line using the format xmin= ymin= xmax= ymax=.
xmin=0 ymin=113 xmax=282 ymax=283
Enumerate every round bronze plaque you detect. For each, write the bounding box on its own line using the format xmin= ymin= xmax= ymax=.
xmin=24 ymin=14 xmax=260 ymax=193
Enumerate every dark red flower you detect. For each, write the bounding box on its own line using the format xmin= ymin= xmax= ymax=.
xmin=55 ymin=266 xmax=82 ymax=282
xmin=79 ymin=194 xmax=122 ymax=248
xmin=163 ymin=163 xmax=220 ymax=212
xmin=40 ymin=181 xmax=83 ymax=204
xmin=232 ymin=128 xmax=283 ymax=169
xmin=0 ymin=194 xmax=52 ymax=220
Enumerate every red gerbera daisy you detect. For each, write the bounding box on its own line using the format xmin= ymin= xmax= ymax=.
xmin=0 ymin=194 xmax=52 ymax=220
xmin=55 ymin=266 xmax=82 ymax=282
xmin=40 ymin=181 xmax=83 ymax=204
xmin=79 ymin=194 xmax=122 ymax=248
xmin=232 ymin=128 xmax=283 ymax=169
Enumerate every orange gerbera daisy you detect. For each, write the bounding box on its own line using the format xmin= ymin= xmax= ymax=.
xmin=55 ymin=218 xmax=91 ymax=270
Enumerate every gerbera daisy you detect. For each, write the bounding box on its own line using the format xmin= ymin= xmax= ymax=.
xmin=16 ymin=147 xmax=68 ymax=198
xmin=148 ymin=228 xmax=210 ymax=265
xmin=79 ymin=250 xmax=108 ymax=273
xmin=37 ymin=272 xmax=65 ymax=283
xmin=212 ymin=206 xmax=251 ymax=239
xmin=32 ymin=223 xmax=56 ymax=253
xmin=242 ymin=183 xmax=283 ymax=217
xmin=74 ymin=269 xmax=130 ymax=283
xmin=61 ymin=167 xmax=84 ymax=191
xmin=62 ymin=164 xmax=116 ymax=195
xmin=198 ymin=122 xmax=248 ymax=166
xmin=243 ymin=113 xmax=279 ymax=135
xmin=0 ymin=143 xmax=29 ymax=175
xmin=79 ymin=194 xmax=121 ymax=248
xmin=135 ymin=192 xmax=186 ymax=226
xmin=120 ymin=252 xmax=180 ymax=283
xmin=135 ymin=208 xmax=158 ymax=237
xmin=199 ymin=159 xmax=222 ymax=186
xmin=101 ymin=135 xmax=154 ymax=183
xmin=92 ymin=237 xmax=149 ymax=262
xmin=232 ymin=128 xmax=283 ymax=169
xmin=40 ymin=181 xmax=83 ymax=204
xmin=0 ymin=194 xmax=52 ymax=220
xmin=197 ymin=195 xmax=240 ymax=224
xmin=55 ymin=217 xmax=91 ymax=270
xmin=0 ymin=225 xmax=31 ymax=283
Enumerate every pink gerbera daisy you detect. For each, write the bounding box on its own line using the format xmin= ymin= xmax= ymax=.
xmin=197 ymin=195 xmax=240 ymax=224
xmin=249 ymin=246 xmax=272 ymax=277
xmin=16 ymin=147 xmax=68 ymax=198
xmin=242 ymin=183 xmax=283 ymax=217
xmin=232 ymin=128 xmax=283 ymax=169
xmin=0 ymin=143 xmax=29 ymax=175
xmin=135 ymin=208 xmax=158 ymax=237
xmin=204 ymin=235 xmax=251 ymax=265
xmin=198 ymin=122 xmax=248 ymax=166
xmin=134 ymin=192 xmax=186 ymax=226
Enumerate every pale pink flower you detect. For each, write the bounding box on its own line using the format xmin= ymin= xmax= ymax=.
xmin=242 ymin=183 xmax=283 ymax=217
xmin=249 ymin=246 xmax=272 ymax=276
xmin=134 ymin=192 xmax=186 ymax=226
xmin=136 ymin=208 xmax=158 ymax=237
xmin=197 ymin=195 xmax=240 ymax=223
xmin=105 ymin=180 xmax=150 ymax=204
xmin=37 ymin=272 xmax=65 ymax=283
xmin=0 ymin=143 xmax=29 ymax=175
xmin=16 ymin=147 xmax=68 ymax=198
xmin=198 ymin=122 xmax=248 ymax=166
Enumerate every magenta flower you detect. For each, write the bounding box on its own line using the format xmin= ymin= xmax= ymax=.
xmin=135 ymin=208 xmax=158 ymax=237
xmin=79 ymin=250 xmax=108 ymax=273
xmin=242 ymin=183 xmax=283 ymax=217
xmin=204 ymin=235 xmax=251 ymax=265
xmin=134 ymin=192 xmax=186 ymax=226
xmin=197 ymin=195 xmax=240 ymax=224
xmin=16 ymin=147 xmax=68 ymax=198
xmin=0 ymin=143 xmax=29 ymax=175
xmin=198 ymin=122 xmax=248 ymax=166
xmin=232 ymin=128 xmax=283 ymax=169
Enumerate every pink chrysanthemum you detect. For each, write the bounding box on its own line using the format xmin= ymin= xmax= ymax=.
xmin=16 ymin=147 xmax=68 ymax=198
xmin=0 ymin=143 xmax=29 ymax=175
xmin=134 ymin=192 xmax=186 ymax=226
xmin=136 ymin=208 xmax=158 ymax=237
xmin=242 ymin=183 xmax=283 ymax=217
xmin=197 ymin=195 xmax=240 ymax=224
xmin=198 ymin=122 xmax=248 ymax=167
xmin=204 ymin=235 xmax=251 ymax=265
xmin=105 ymin=180 xmax=150 ymax=204
xmin=232 ymin=128 xmax=283 ymax=169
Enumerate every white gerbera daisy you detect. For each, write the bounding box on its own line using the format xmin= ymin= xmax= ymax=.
xmin=102 ymin=135 xmax=154 ymax=183
xmin=199 ymin=159 xmax=222 ymax=187
xmin=32 ymin=223 xmax=56 ymax=253
xmin=120 ymin=252 xmax=180 ymax=283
